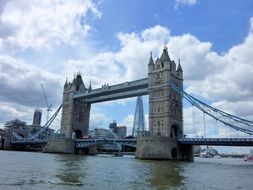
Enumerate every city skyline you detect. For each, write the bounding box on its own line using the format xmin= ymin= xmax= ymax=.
xmin=0 ymin=0 xmax=253 ymax=153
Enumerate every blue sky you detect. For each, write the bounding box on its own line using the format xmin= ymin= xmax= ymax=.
xmin=0 ymin=0 xmax=253 ymax=153
xmin=93 ymin=0 xmax=253 ymax=52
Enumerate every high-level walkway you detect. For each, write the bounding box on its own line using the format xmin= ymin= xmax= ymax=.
xmin=74 ymin=78 xmax=148 ymax=103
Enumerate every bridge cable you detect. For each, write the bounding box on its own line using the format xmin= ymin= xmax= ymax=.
xmin=169 ymin=82 xmax=253 ymax=135
xmin=203 ymin=112 xmax=206 ymax=137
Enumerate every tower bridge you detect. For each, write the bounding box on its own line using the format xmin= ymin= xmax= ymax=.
xmin=42 ymin=47 xmax=194 ymax=161
xmin=8 ymin=46 xmax=252 ymax=161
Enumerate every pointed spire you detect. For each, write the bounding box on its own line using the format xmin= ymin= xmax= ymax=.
xmin=148 ymin=51 xmax=154 ymax=65
xmin=88 ymin=81 xmax=92 ymax=92
xmin=160 ymin=46 xmax=170 ymax=62
xmin=177 ymin=59 xmax=183 ymax=72
xmin=64 ymin=77 xmax=68 ymax=86
xmin=72 ymin=74 xmax=76 ymax=83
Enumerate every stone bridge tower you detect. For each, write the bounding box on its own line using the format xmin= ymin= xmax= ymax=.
xmin=136 ymin=47 xmax=193 ymax=161
xmin=61 ymin=74 xmax=91 ymax=139
xmin=43 ymin=74 xmax=91 ymax=154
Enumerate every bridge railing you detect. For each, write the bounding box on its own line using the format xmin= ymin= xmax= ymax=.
xmin=178 ymin=137 xmax=253 ymax=146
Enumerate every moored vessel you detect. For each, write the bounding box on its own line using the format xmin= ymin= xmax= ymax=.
xmin=244 ymin=155 xmax=253 ymax=161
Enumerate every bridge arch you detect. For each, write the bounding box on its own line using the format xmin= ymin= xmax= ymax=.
xmin=171 ymin=147 xmax=177 ymax=158
xmin=170 ymin=124 xmax=180 ymax=138
xmin=74 ymin=129 xmax=82 ymax=139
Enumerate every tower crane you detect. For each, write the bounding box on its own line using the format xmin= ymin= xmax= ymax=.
xmin=41 ymin=84 xmax=52 ymax=122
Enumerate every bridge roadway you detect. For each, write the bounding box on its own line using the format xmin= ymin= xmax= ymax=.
xmin=74 ymin=78 xmax=148 ymax=103
xmin=178 ymin=138 xmax=253 ymax=146
xmin=75 ymin=138 xmax=137 ymax=148
xmin=10 ymin=137 xmax=253 ymax=147
xmin=75 ymin=138 xmax=253 ymax=148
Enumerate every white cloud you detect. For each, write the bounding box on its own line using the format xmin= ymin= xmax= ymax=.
xmin=90 ymin=111 xmax=111 ymax=129
xmin=63 ymin=52 xmax=123 ymax=88
xmin=175 ymin=0 xmax=197 ymax=9
xmin=63 ymin=25 xmax=170 ymax=85
xmin=0 ymin=54 xmax=61 ymax=108
xmin=0 ymin=0 xmax=101 ymax=52
xmin=186 ymin=21 xmax=253 ymax=119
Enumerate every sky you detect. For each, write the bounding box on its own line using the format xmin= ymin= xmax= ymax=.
xmin=0 ymin=0 xmax=253 ymax=153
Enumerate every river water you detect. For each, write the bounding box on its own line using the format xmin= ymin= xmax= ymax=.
xmin=0 ymin=150 xmax=253 ymax=190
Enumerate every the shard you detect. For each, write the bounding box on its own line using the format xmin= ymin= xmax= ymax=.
xmin=132 ymin=96 xmax=146 ymax=137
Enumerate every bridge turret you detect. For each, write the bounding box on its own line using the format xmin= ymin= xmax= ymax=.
xmin=160 ymin=46 xmax=171 ymax=63
xmin=64 ymin=77 xmax=68 ymax=87
xmin=61 ymin=74 xmax=91 ymax=139
xmin=148 ymin=52 xmax=154 ymax=72
xmin=160 ymin=46 xmax=171 ymax=71
xmin=176 ymin=59 xmax=183 ymax=80
xmin=136 ymin=47 xmax=193 ymax=161
xmin=88 ymin=81 xmax=92 ymax=92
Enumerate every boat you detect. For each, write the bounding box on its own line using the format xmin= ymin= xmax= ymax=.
xmin=244 ymin=155 xmax=253 ymax=161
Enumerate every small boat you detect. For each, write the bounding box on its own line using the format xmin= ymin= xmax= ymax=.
xmin=244 ymin=155 xmax=253 ymax=161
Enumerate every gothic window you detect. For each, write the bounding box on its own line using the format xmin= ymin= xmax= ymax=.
xmin=160 ymin=72 xmax=164 ymax=80
xmin=157 ymin=107 xmax=160 ymax=113
xmin=157 ymin=120 xmax=160 ymax=126
xmin=155 ymin=72 xmax=162 ymax=79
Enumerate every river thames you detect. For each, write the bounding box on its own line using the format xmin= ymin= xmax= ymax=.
xmin=0 ymin=150 xmax=253 ymax=190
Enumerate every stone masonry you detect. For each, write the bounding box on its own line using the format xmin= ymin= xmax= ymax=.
xmin=135 ymin=47 xmax=193 ymax=161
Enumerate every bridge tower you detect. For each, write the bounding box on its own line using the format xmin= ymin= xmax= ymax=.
xmin=43 ymin=74 xmax=91 ymax=154
xmin=135 ymin=47 xmax=193 ymax=161
xmin=61 ymin=74 xmax=91 ymax=138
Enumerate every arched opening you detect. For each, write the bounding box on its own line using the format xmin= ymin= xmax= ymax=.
xmin=171 ymin=125 xmax=179 ymax=138
xmin=1 ymin=137 xmax=4 ymax=149
xmin=74 ymin=129 xmax=82 ymax=139
xmin=171 ymin=148 xmax=177 ymax=158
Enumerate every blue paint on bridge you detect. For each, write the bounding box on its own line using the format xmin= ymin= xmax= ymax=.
xmin=74 ymin=137 xmax=253 ymax=149
xmin=178 ymin=138 xmax=253 ymax=146
xmin=75 ymin=138 xmax=137 ymax=148
xmin=9 ymin=137 xmax=253 ymax=149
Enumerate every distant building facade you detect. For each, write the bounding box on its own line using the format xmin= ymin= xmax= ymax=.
xmin=2 ymin=118 xmax=54 ymax=149
xmin=33 ymin=109 xmax=42 ymax=126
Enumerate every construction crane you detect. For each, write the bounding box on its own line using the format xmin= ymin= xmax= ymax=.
xmin=41 ymin=84 xmax=52 ymax=122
